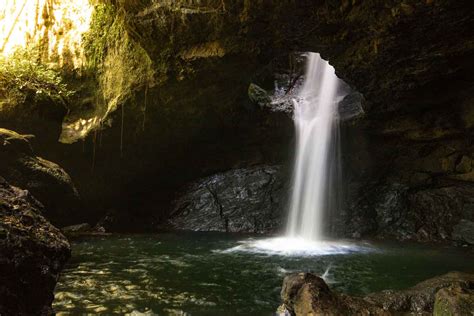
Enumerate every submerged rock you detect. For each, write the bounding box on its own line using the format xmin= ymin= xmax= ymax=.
xmin=169 ymin=166 xmax=287 ymax=233
xmin=0 ymin=177 xmax=70 ymax=315
xmin=280 ymin=272 xmax=474 ymax=315
xmin=0 ymin=128 xmax=80 ymax=226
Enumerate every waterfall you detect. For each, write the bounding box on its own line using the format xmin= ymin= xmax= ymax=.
xmin=224 ymin=52 xmax=369 ymax=256
xmin=286 ymin=52 xmax=344 ymax=241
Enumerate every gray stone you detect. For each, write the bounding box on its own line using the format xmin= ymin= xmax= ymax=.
xmin=409 ymin=187 xmax=474 ymax=242
xmin=342 ymin=182 xmax=412 ymax=240
xmin=248 ymin=83 xmax=272 ymax=109
xmin=169 ymin=165 xmax=287 ymax=233
xmin=452 ymin=219 xmax=474 ymax=245
xmin=338 ymin=91 xmax=365 ymax=122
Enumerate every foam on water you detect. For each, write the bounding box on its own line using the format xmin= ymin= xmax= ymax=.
xmin=217 ymin=237 xmax=374 ymax=257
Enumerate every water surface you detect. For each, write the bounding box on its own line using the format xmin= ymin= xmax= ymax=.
xmin=54 ymin=233 xmax=474 ymax=315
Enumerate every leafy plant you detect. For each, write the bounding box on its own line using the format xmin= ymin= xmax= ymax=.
xmin=0 ymin=47 xmax=74 ymax=105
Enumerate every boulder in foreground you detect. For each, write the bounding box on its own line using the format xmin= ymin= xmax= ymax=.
xmin=0 ymin=177 xmax=71 ymax=315
xmin=0 ymin=128 xmax=80 ymax=226
xmin=280 ymin=271 xmax=474 ymax=315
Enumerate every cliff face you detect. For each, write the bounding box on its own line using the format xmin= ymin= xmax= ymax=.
xmin=1 ymin=1 xmax=473 ymax=239
xmin=111 ymin=0 xmax=474 ymax=241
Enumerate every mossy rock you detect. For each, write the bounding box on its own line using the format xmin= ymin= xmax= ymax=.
xmin=434 ymin=286 xmax=474 ymax=316
xmin=0 ymin=128 xmax=34 ymax=155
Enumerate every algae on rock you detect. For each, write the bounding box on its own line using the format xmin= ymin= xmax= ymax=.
xmin=60 ymin=3 xmax=155 ymax=144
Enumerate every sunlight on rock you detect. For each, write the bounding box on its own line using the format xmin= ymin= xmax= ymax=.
xmin=0 ymin=0 xmax=93 ymax=68
xmin=60 ymin=116 xmax=99 ymax=143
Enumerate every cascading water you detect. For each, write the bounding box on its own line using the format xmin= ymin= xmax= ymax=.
xmin=223 ymin=53 xmax=371 ymax=256
xmin=286 ymin=52 xmax=344 ymax=241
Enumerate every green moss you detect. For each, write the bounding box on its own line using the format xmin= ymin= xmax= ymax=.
xmin=82 ymin=3 xmax=116 ymax=71
xmin=83 ymin=2 xmax=154 ymax=104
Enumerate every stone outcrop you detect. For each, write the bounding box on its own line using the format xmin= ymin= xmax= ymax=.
xmin=280 ymin=273 xmax=387 ymax=316
xmin=342 ymin=180 xmax=474 ymax=243
xmin=169 ymin=166 xmax=287 ymax=233
xmin=0 ymin=177 xmax=70 ymax=315
xmin=77 ymin=0 xmax=474 ymax=240
xmin=0 ymin=128 xmax=80 ymax=226
xmin=1 ymin=1 xmax=472 ymax=238
xmin=452 ymin=219 xmax=474 ymax=246
xmin=434 ymin=284 xmax=474 ymax=315
xmin=280 ymin=272 xmax=474 ymax=316
xmin=366 ymin=272 xmax=474 ymax=314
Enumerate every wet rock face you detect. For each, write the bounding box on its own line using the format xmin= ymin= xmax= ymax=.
xmin=169 ymin=166 xmax=287 ymax=233
xmin=452 ymin=219 xmax=474 ymax=245
xmin=280 ymin=272 xmax=474 ymax=316
xmin=2 ymin=1 xmax=471 ymax=237
xmin=342 ymin=183 xmax=474 ymax=243
xmin=408 ymin=186 xmax=474 ymax=242
xmin=92 ymin=0 xmax=474 ymax=240
xmin=342 ymin=183 xmax=411 ymax=239
xmin=0 ymin=177 xmax=70 ymax=315
xmin=0 ymin=128 xmax=80 ymax=226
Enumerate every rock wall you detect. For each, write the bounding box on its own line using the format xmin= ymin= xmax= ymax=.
xmin=1 ymin=1 xmax=473 ymax=239
xmin=170 ymin=165 xmax=288 ymax=233
xmin=0 ymin=177 xmax=71 ymax=315
xmin=0 ymin=129 xmax=80 ymax=227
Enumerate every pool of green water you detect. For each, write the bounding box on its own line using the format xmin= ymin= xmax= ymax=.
xmin=54 ymin=233 xmax=473 ymax=315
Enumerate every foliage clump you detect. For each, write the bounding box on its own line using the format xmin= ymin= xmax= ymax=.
xmin=0 ymin=48 xmax=74 ymax=106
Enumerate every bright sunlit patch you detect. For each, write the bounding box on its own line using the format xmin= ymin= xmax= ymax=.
xmin=217 ymin=237 xmax=375 ymax=257
xmin=0 ymin=0 xmax=93 ymax=68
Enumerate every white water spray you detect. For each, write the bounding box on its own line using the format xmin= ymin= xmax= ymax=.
xmin=286 ymin=52 xmax=343 ymax=241
xmin=220 ymin=53 xmax=373 ymax=256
